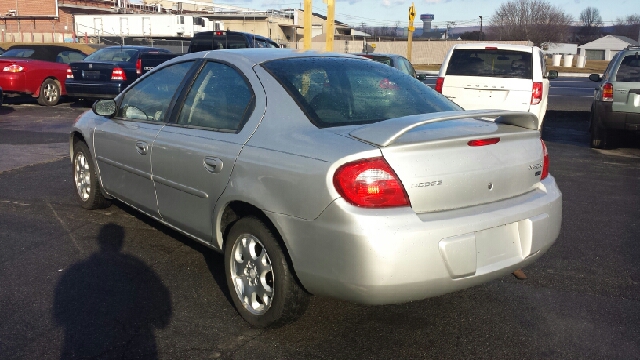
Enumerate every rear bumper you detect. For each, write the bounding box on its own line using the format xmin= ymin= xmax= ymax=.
xmin=593 ymin=100 xmax=640 ymax=131
xmin=65 ymin=80 xmax=125 ymax=99
xmin=273 ymin=176 xmax=562 ymax=304
xmin=0 ymin=73 xmax=28 ymax=94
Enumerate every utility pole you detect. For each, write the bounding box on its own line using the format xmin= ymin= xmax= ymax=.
xmin=479 ymin=16 xmax=483 ymax=41
xmin=407 ymin=2 xmax=416 ymax=62
xmin=324 ymin=0 xmax=335 ymax=51
xmin=304 ymin=0 xmax=312 ymax=50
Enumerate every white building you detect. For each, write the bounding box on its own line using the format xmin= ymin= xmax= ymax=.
xmin=578 ymin=35 xmax=639 ymax=61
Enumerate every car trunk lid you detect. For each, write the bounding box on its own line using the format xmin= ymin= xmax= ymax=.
xmin=68 ymin=61 xmax=129 ymax=82
xmin=348 ymin=110 xmax=544 ymax=213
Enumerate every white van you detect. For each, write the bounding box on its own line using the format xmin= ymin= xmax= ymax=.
xmin=436 ymin=44 xmax=558 ymax=130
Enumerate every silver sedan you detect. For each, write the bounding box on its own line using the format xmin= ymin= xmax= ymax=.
xmin=70 ymin=49 xmax=562 ymax=328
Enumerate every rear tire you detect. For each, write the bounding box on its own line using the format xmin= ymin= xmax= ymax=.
xmin=72 ymin=141 xmax=110 ymax=210
xmin=37 ymin=78 xmax=61 ymax=106
xmin=590 ymin=112 xmax=610 ymax=149
xmin=224 ymin=216 xmax=309 ymax=328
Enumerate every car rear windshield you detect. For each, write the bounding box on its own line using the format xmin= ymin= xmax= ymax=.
xmin=446 ymin=49 xmax=533 ymax=79
xmin=2 ymin=49 xmax=35 ymax=58
xmin=616 ymin=55 xmax=640 ymax=82
xmin=84 ymin=48 xmax=140 ymax=62
xmin=358 ymin=55 xmax=393 ymax=66
xmin=190 ymin=34 xmax=248 ymax=52
xmin=262 ymin=57 xmax=460 ymax=128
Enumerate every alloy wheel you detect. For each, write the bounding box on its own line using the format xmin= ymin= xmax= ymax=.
xmin=229 ymin=234 xmax=274 ymax=315
xmin=74 ymin=152 xmax=91 ymax=201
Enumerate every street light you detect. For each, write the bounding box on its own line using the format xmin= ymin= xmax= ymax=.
xmin=479 ymin=16 xmax=483 ymax=41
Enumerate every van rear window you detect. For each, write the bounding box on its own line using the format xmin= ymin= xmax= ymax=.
xmin=446 ymin=49 xmax=533 ymax=79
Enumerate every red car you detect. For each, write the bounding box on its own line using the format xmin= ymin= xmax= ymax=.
xmin=0 ymin=45 xmax=87 ymax=106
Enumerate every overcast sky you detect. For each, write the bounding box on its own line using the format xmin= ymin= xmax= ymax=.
xmin=184 ymin=0 xmax=637 ymax=29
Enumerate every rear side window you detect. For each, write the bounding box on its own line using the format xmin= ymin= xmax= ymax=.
xmin=615 ymin=55 xmax=640 ymax=82
xmin=263 ymin=57 xmax=459 ymax=128
xmin=2 ymin=49 xmax=35 ymax=58
xmin=446 ymin=49 xmax=533 ymax=79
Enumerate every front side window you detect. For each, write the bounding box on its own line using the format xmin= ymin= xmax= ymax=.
xmin=446 ymin=49 xmax=533 ymax=79
xmin=176 ymin=62 xmax=254 ymax=132
xmin=263 ymin=57 xmax=459 ymax=128
xmin=118 ymin=61 xmax=194 ymax=122
xmin=56 ymin=51 xmax=86 ymax=64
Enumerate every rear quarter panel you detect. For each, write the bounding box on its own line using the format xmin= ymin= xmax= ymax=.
xmin=26 ymin=60 xmax=69 ymax=95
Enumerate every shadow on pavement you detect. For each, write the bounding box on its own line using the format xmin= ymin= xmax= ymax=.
xmin=53 ymin=223 xmax=172 ymax=359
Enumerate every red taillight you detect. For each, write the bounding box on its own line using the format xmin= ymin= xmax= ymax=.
xmin=66 ymin=67 xmax=73 ymax=79
xmin=2 ymin=64 xmax=24 ymax=72
xmin=111 ymin=67 xmax=127 ymax=81
xmin=540 ymin=139 xmax=549 ymax=180
xmin=468 ymin=137 xmax=500 ymax=147
xmin=435 ymin=77 xmax=444 ymax=93
xmin=531 ymin=82 xmax=543 ymax=105
xmin=136 ymin=58 xmax=142 ymax=76
xmin=485 ymin=46 xmax=498 ymax=50
xmin=602 ymin=82 xmax=613 ymax=102
xmin=379 ymin=78 xmax=399 ymax=89
xmin=215 ymin=31 xmax=224 ymax=36
xmin=333 ymin=157 xmax=410 ymax=208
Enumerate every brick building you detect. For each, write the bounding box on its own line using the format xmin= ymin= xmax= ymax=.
xmin=0 ymin=0 xmax=154 ymax=42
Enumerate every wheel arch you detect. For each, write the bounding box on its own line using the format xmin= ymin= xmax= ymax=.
xmin=217 ymin=200 xmax=307 ymax=291
xmin=36 ymin=76 xmax=63 ymax=97
xmin=69 ymin=131 xmax=86 ymax=164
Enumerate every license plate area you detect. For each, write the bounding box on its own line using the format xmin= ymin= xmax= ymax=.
xmin=82 ymin=70 xmax=100 ymax=80
xmin=475 ymin=223 xmax=521 ymax=275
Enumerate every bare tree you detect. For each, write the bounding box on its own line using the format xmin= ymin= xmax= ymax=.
xmin=580 ymin=7 xmax=603 ymax=27
xmin=614 ymin=14 xmax=640 ymax=41
xmin=488 ymin=0 xmax=573 ymax=46
xmin=578 ymin=7 xmax=603 ymax=43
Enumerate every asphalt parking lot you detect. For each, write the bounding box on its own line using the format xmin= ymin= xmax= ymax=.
xmin=1 ymin=90 xmax=639 ymax=359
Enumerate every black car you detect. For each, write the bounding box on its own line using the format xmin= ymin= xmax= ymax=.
xmin=65 ymin=45 xmax=172 ymax=100
xmin=353 ymin=53 xmax=418 ymax=78
xmin=188 ymin=31 xmax=280 ymax=52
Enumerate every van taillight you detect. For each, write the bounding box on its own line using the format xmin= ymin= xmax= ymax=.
xmin=136 ymin=58 xmax=142 ymax=76
xmin=435 ymin=77 xmax=444 ymax=93
xmin=333 ymin=157 xmax=410 ymax=208
xmin=602 ymin=83 xmax=613 ymax=101
xmin=111 ymin=67 xmax=127 ymax=81
xmin=531 ymin=82 xmax=543 ymax=105
xmin=541 ymin=139 xmax=549 ymax=180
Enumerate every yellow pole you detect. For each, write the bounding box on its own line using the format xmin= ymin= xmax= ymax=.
xmin=324 ymin=0 xmax=335 ymax=52
xmin=304 ymin=0 xmax=312 ymax=50
xmin=407 ymin=3 xmax=416 ymax=62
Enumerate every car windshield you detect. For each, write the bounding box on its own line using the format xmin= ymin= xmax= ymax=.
xmin=262 ymin=57 xmax=459 ymax=128
xmin=446 ymin=49 xmax=533 ymax=79
xmin=84 ymin=48 xmax=139 ymax=62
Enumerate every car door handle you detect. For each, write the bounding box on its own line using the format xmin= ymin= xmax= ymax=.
xmin=135 ymin=141 xmax=148 ymax=155
xmin=203 ymin=156 xmax=223 ymax=173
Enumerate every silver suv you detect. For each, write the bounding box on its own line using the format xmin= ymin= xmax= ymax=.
xmin=588 ymin=45 xmax=640 ymax=149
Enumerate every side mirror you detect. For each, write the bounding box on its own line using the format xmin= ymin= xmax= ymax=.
xmin=547 ymin=70 xmax=558 ymax=80
xmin=416 ymin=73 xmax=428 ymax=81
xmin=92 ymin=99 xmax=117 ymax=117
xmin=588 ymin=74 xmax=602 ymax=82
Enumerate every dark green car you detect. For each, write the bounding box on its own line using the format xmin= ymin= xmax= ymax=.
xmin=588 ymin=45 xmax=640 ymax=149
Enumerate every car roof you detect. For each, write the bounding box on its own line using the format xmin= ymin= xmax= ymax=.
xmin=452 ymin=43 xmax=536 ymax=53
xmin=100 ymin=45 xmax=165 ymax=51
xmin=4 ymin=44 xmax=85 ymax=62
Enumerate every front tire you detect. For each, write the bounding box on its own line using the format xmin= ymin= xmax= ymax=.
xmin=224 ymin=217 xmax=309 ymax=328
xmin=73 ymin=141 xmax=110 ymax=209
xmin=37 ymin=78 xmax=61 ymax=106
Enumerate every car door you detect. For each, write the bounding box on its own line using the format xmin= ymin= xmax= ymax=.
xmin=151 ymin=60 xmax=262 ymax=241
xmin=93 ymin=60 xmax=195 ymax=215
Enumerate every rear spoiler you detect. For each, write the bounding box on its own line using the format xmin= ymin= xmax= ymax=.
xmin=349 ymin=110 xmax=539 ymax=147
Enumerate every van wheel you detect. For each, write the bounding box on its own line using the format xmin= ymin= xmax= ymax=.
xmin=37 ymin=79 xmax=61 ymax=106
xmin=224 ymin=217 xmax=309 ymax=328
